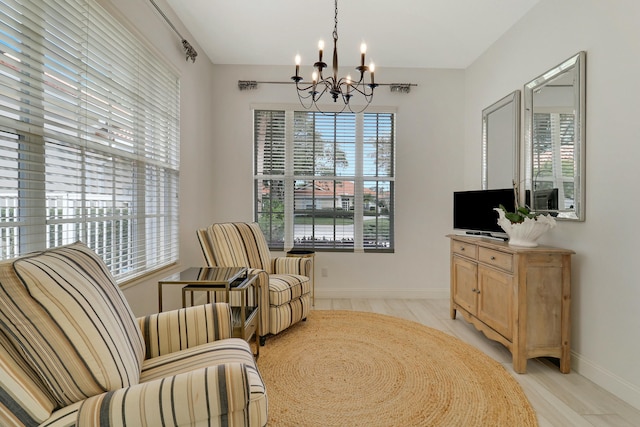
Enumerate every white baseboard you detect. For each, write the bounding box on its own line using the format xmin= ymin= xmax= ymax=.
xmin=314 ymin=288 xmax=450 ymax=300
xmin=572 ymin=351 xmax=640 ymax=410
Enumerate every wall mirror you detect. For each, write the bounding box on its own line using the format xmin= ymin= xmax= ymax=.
xmin=481 ymin=90 xmax=520 ymax=190
xmin=524 ymin=51 xmax=586 ymax=221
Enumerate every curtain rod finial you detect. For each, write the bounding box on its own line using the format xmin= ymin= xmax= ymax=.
xmin=182 ymin=39 xmax=197 ymax=63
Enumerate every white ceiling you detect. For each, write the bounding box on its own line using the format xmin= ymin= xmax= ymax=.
xmin=166 ymin=0 xmax=539 ymax=69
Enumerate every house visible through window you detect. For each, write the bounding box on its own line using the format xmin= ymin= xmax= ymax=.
xmin=254 ymin=109 xmax=395 ymax=252
xmin=0 ymin=0 xmax=180 ymax=281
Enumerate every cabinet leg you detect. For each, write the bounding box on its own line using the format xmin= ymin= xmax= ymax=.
xmin=560 ymin=353 xmax=571 ymax=374
xmin=450 ymin=306 xmax=457 ymax=320
xmin=513 ymin=356 xmax=527 ymax=374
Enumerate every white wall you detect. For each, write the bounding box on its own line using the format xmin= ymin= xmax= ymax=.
xmin=207 ymin=65 xmax=465 ymax=300
xmin=465 ymin=0 xmax=640 ymax=409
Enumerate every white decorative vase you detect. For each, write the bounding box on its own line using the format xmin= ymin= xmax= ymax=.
xmin=494 ymin=208 xmax=556 ymax=247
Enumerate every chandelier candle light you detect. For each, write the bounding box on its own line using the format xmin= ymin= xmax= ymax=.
xmin=291 ymin=0 xmax=377 ymax=113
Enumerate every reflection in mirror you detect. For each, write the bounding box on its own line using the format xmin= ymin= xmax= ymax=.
xmin=482 ymin=90 xmax=520 ymax=190
xmin=524 ymin=51 xmax=586 ymax=221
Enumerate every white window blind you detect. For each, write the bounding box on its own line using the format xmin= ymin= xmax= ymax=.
xmin=532 ymin=112 xmax=574 ymax=209
xmin=0 ymin=0 xmax=180 ymax=281
xmin=254 ymin=109 xmax=394 ymax=252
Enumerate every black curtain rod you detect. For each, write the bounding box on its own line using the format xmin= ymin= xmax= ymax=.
xmin=239 ymin=81 xmax=418 ymax=87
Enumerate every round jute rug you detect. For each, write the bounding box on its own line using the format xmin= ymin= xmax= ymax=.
xmin=257 ymin=310 xmax=538 ymax=427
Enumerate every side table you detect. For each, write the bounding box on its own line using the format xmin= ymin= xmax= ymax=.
xmin=158 ymin=267 xmax=260 ymax=357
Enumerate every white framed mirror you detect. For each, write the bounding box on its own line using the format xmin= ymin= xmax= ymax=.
xmin=481 ymin=90 xmax=520 ymax=190
xmin=524 ymin=51 xmax=586 ymax=221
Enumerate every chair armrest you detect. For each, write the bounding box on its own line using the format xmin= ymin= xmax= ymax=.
xmin=271 ymin=256 xmax=312 ymax=276
xmin=77 ymin=363 xmax=251 ymax=427
xmin=138 ymin=303 xmax=232 ymax=359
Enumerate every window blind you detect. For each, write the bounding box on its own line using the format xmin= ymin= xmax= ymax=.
xmin=532 ymin=112 xmax=575 ymax=209
xmin=254 ymin=108 xmax=394 ymax=252
xmin=0 ymin=0 xmax=180 ymax=280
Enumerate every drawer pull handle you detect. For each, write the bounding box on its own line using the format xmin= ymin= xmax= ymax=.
xmin=490 ymin=256 xmax=496 ymax=260
xmin=460 ymin=247 xmax=465 ymax=251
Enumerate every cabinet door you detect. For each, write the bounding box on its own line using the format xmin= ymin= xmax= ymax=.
xmin=452 ymin=256 xmax=478 ymax=315
xmin=477 ymin=265 xmax=514 ymax=340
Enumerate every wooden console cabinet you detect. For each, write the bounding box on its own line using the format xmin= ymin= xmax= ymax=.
xmin=448 ymin=234 xmax=574 ymax=374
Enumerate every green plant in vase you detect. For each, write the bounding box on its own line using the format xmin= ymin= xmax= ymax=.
xmin=494 ymin=182 xmax=556 ymax=247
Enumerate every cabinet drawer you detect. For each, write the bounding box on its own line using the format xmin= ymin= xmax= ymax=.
xmin=478 ymin=247 xmax=513 ymax=272
xmin=452 ymin=241 xmax=477 ymax=259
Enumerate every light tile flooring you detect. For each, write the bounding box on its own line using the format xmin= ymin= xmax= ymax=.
xmin=312 ymin=298 xmax=640 ymax=427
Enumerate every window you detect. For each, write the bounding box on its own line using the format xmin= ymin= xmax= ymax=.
xmin=0 ymin=0 xmax=180 ymax=281
xmin=532 ymin=112 xmax=575 ymax=209
xmin=254 ymin=109 xmax=394 ymax=252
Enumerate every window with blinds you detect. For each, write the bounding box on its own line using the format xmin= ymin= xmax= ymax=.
xmin=255 ymin=109 xmax=394 ymax=252
xmin=532 ymin=112 xmax=575 ymax=209
xmin=0 ymin=0 xmax=180 ymax=281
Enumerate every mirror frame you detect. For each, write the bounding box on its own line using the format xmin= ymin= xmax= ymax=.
xmin=524 ymin=51 xmax=586 ymax=221
xmin=481 ymin=90 xmax=521 ymax=190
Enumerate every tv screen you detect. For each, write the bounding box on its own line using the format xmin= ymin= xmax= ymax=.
xmin=453 ymin=188 xmax=515 ymax=234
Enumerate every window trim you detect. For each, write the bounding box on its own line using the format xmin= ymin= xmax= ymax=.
xmin=253 ymin=105 xmax=395 ymax=253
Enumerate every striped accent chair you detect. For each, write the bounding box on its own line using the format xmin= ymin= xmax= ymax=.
xmin=0 ymin=242 xmax=267 ymax=427
xmin=197 ymin=222 xmax=311 ymax=344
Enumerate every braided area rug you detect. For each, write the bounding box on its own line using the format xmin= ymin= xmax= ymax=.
xmin=256 ymin=310 xmax=537 ymax=427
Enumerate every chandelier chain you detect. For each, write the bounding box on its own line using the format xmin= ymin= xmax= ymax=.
xmin=333 ymin=0 xmax=339 ymax=42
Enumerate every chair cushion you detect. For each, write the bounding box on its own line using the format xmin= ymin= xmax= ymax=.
xmin=0 ymin=242 xmax=145 ymax=407
xmin=0 ymin=328 xmax=56 ymax=426
xmin=268 ymin=274 xmax=310 ymax=306
xmin=140 ymin=338 xmax=267 ymax=426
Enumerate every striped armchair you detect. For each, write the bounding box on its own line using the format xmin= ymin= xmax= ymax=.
xmin=197 ymin=222 xmax=311 ymax=344
xmin=0 ymin=242 xmax=267 ymax=427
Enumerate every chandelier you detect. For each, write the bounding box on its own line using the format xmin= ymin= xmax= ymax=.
xmin=291 ymin=0 xmax=377 ymax=113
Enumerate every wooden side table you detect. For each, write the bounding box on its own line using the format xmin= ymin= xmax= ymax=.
xmin=287 ymin=249 xmax=315 ymax=306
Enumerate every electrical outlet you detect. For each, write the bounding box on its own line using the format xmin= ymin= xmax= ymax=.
xmin=321 ymin=267 xmax=328 ymax=277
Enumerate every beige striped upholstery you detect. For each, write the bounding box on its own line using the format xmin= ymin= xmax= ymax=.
xmin=0 ymin=328 xmax=56 ymax=426
xmin=197 ymin=222 xmax=312 ymax=338
xmin=0 ymin=243 xmax=267 ymax=426
xmin=140 ymin=338 xmax=267 ymax=426
xmin=138 ymin=303 xmax=232 ymax=359
xmin=78 ymin=363 xmax=253 ymax=427
xmin=39 ymin=402 xmax=82 ymax=427
xmin=1 ymin=243 xmax=145 ymax=407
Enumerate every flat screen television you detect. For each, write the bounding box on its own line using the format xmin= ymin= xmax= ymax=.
xmin=453 ymin=188 xmax=515 ymax=236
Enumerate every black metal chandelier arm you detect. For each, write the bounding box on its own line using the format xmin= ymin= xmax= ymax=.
xmin=343 ymin=82 xmax=375 ymax=98
xmin=290 ymin=0 xmax=377 ymax=112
